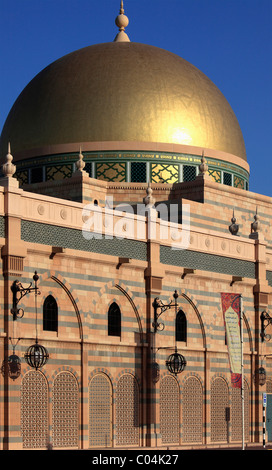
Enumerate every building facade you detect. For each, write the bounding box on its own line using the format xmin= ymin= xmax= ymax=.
xmin=0 ymin=2 xmax=272 ymax=450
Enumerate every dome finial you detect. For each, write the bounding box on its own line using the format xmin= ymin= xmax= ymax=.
xmin=2 ymin=142 xmax=16 ymax=178
xmin=251 ymin=206 xmax=260 ymax=234
xmin=199 ymin=150 xmax=208 ymax=175
xmin=144 ymin=181 xmax=156 ymax=207
xmin=229 ymin=208 xmax=239 ymax=235
xmin=114 ymin=1 xmax=130 ymax=42
xmin=75 ymin=146 xmax=86 ymax=172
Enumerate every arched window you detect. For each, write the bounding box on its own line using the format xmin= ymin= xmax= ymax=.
xmin=43 ymin=295 xmax=58 ymax=332
xmin=175 ymin=309 xmax=187 ymax=342
xmin=108 ymin=302 xmax=121 ymax=337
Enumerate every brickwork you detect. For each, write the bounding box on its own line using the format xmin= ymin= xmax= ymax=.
xmin=0 ymin=174 xmax=272 ymax=450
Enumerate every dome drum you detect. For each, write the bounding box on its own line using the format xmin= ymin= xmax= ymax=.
xmin=13 ymin=148 xmax=249 ymax=190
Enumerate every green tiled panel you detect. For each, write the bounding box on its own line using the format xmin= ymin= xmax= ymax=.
xmin=21 ymin=220 xmax=147 ymax=260
xmin=160 ymin=245 xmax=255 ymax=278
xmin=267 ymin=271 xmax=272 ymax=286
xmin=0 ymin=216 xmax=5 ymax=237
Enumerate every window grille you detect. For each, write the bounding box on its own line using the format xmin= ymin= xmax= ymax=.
xmin=21 ymin=371 xmax=49 ymax=448
xmin=31 ymin=167 xmax=43 ymax=184
xmin=183 ymin=165 xmax=196 ymax=182
xmin=84 ymin=162 xmax=92 ymax=177
xmin=160 ymin=375 xmax=179 ymax=444
xmin=131 ymin=162 xmax=146 ymax=182
xmin=116 ymin=374 xmax=139 ymax=446
xmin=223 ymin=172 xmax=232 ymax=186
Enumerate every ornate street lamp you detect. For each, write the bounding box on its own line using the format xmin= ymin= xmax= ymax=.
xmin=24 ymin=272 xmax=49 ymax=370
xmin=152 ymin=290 xmax=186 ymax=376
xmin=152 ymin=290 xmax=179 ymax=332
xmin=6 ymin=353 xmax=21 ymax=380
xmin=260 ymin=311 xmax=272 ymax=342
xmin=258 ymin=366 xmax=267 ymax=386
xmin=1 ymin=353 xmax=21 ymax=381
xmin=1 ymin=338 xmax=21 ymax=380
xmin=253 ymin=365 xmax=266 ymax=387
xmin=11 ymin=271 xmax=40 ymax=320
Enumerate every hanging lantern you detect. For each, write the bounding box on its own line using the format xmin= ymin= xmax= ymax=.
xmin=8 ymin=354 xmax=21 ymax=380
xmin=1 ymin=354 xmax=21 ymax=380
xmin=253 ymin=366 xmax=266 ymax=386
xmin=166 ymin=350 xmax=186 ymax=375
xmin=25 ymin=341 xmax=49 ymax=370
xmin=152 ymin=362 xmax=160 ymax=383
xmin=258 ymin=366 xmax=266 ymax=386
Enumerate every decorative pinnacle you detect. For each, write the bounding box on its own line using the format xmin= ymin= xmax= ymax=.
xmin=75 ymin=147 xmax=86 ymax=172
xmin=199 ymin=150 xmax=208 ymax=175
xmin=251 ymin=207 xmax=259 ymax=233
xmin=2 ymin=142 xmax=16 ymax=177
xmin=229 ymin=209 xmax=239 ymax=236
xmin=114 ymin=1 xmax=130 ymax=42
xmin=144 ymin=181 xmax=156 ymax=207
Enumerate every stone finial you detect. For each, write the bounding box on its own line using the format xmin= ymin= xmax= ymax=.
xmin=251 ymin=207 xmax=259 ymax=233
xmin=2 ymin=143 xmax=16 ymax=177
xmin=144 ymin=181 xmax=155 ymax=207
xmin=75 ymin=147 xmax=86 ymax=172
xmin=199 ymin=150 xmax=208 ymax=175
xmin=229 ymin=209 xmax=239 ymax=235
xmin=114 ymin=1 xmax=130 ymax=42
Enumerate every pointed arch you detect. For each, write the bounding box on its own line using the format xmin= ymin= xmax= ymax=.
xmin=164 ymin=289 xmax=206 ymax=349
xmin=180 ymin=291 xmax=206 ymax=349
xmin=115 ymin=283 xmax=143 ymax=342
xmin=242 ymin=313 xmax=253 ymax=352
xmin=51 ymin=275 xmax=83 ymax=340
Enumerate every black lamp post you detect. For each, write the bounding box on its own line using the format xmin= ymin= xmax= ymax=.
xmin=152 ymin=290 xmax=186 ymax=376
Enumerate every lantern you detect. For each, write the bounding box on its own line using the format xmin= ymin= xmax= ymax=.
xmin=25 ymin=341 xmax=49 ymax=370
xmin=166 ymin=349 xmax=186 ymax=375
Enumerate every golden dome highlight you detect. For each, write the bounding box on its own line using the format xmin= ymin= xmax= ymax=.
xmin=0 ymin=42 xmax=246 ymax=161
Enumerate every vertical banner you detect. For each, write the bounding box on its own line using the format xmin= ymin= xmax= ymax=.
xmin=221 ymin=293 xmax=242 ymax=388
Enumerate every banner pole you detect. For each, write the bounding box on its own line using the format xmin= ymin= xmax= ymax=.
xmin=240 ymin=295 xmax=245 ymax=450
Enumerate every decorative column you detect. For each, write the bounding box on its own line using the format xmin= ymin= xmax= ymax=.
xmin=1 ymin=144 xmax=27 ymax=276
xmin=0 ymin=144 xmax=27 ymax=449
xmin=143 ymin=183 xmax=164 ymax=447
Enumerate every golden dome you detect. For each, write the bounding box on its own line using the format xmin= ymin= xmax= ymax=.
xmin=0 ymin=41 xmax=246 ymax=161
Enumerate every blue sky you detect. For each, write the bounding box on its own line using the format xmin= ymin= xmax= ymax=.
xmin=0 ymin=0 xmax=271 ymax=195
